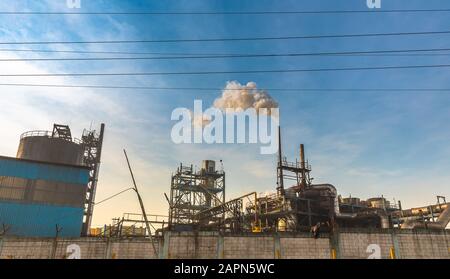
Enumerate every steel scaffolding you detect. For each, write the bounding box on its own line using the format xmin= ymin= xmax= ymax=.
xmin=81 ymin=124 xmax=105 ymax=236
xmin=168 ymin=162 xmax=225 ymax=230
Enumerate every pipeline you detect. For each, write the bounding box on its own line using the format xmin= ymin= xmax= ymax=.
xmin=401 ymin=204 xmax=450 ymax=229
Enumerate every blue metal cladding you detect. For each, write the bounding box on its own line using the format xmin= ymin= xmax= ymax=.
xmin=0 ymin=201 xmax=84 ymax=237
xmin=0 ymin=157 xmax=89 ymax=185
xmin=0 ymin=157 xmax=89 ymax=237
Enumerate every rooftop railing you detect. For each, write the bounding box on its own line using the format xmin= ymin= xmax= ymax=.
xmin=20 ymin=130 xmax=81 ymax=144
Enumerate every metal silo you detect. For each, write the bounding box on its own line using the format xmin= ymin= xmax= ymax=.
xmin=17 ymin=124 xmax=84 ymax=166
xmin=0 ymin=123 xmax=105 ymax=237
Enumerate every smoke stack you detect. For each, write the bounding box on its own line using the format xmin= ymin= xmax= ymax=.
xmin=277 ymin=126 xmax=284 ymax=195
xmin=300 ymin=144 xmax=307 ymax=187
xmin=300 ymin=144 xmax=305 ymax=168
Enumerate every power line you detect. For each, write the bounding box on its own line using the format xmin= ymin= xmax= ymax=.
xmin=2 ymin=47 xmax=450 ymax=62
xmin=2 ymin=9 xmax=450 ymax=15
xmin=0 ymin=48 xmax=218 ymax=56
xmin=94 ymin=188 xmax=134 ymax=206
xmin=3 ymin=48 xmax=450 ymax=57
xmin=3 ymin=64 xmax=450 ymax=77
xmin=1 ymin=83 xmax=449 ymax=92
xmin=1 ymin=30 xmax=450 ymax=45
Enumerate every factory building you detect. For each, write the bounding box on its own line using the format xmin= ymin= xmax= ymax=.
xmin=0 ymin=124 xmax=104 ymax=237
xmin=157 ymin=127 xmax=450 ymax=234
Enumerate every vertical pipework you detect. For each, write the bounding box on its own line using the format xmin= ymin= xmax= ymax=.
xmin=300 ymin=144 xmax=305 ymax=168
xmin=300 ymin=144 xmax=307 ymax=187
xmin=277 ymin=126 xmax=284 ymax=194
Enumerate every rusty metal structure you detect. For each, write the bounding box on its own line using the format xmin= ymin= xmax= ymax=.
xmin=250 ymin=127 xmax=338 ymax=232
xmin=102 ymin=213 xmax=168 ymax=238
xmin=196 ymin=192 xmax=259 ymax=232
xmin=391 ymin=196 xmax=450 ymax=230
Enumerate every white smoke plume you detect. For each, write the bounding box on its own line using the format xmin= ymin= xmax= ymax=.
xmin=213 ymin=81 xmax=279 ymax=112
xmin=191 ymin=81 xmax=279 ymax=128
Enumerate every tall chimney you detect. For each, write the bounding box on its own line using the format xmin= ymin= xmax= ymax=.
xmin=277 ymin=126 xmax=284 ymax=194
xmin=300 ymin=144 xmax=305 ymax=168
xmin=300 ymin=144 xmax=307 ymax=187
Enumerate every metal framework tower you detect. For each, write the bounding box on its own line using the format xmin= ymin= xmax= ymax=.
xmin=277 ymin=127 xmax=312 ymax=195
xmin=51 ymin=124 xmax=73 ymax=141
xmin=168 ymin=161 xmax=225 ymax=230
xmin=81 ymin=123 xmax=105 ymax=236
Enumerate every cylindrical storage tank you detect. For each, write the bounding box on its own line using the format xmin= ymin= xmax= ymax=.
xmin=17 ymin=132 xmax=84 ymax=166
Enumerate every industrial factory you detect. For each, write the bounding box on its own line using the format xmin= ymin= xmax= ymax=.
xmin=159 ymin=127 xmax=450 ymax=235
xmin=0 ymin=124 xmax=449 ymax=259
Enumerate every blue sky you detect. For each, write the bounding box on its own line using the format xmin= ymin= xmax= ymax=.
xmin=0 ymin=0 xmax=450 ymax=226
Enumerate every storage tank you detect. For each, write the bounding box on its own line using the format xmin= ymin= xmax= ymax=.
xmin=17 ymin=126 xmax=84 ymax=166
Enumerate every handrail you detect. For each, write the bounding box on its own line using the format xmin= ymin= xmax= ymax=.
xmin=281 ymin=160 xmax=312 ymax=170
xmin=20 ymin=130 xmax=51 ymax=139
xmin=20 ymin=130 xmax=81 ymax=144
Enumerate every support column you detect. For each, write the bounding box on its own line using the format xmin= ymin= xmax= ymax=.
xmin=0 ymin=236 xmax=4 ymax=258
xmin=104 ymin=238 xmax=113 ymax=259
xmin=330 ymin=229 xmax=341 ymax=259
xmin=217 ymin=234 xmax=224 ymax=259
xmin=274 ymin=234 xmax=281 ymax=259
xmin=158 ymin=237 xmax=165 ymax=259
xmin=51 ymin=239 xmax=58 ymax=259
xmin=161 ymin=231 xmax=171 ymax=259
xmin=444 ymin=229 xmax=450 ymax=256
xmin=391 ymin=229 xmax=401 ymax=259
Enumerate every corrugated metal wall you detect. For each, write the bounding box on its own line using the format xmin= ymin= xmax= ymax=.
xmin=0 ymin=201 xmax=84 ymax=237
xmin=0 ymin=157 xmax=89 ymax=184
xmin=0 ymin=176 xmax=86 ymax=207
xmin=0 ymin=157 xmax=89 ymax=237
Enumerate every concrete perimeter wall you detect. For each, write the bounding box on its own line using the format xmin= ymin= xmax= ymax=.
xmin=336 ymin=229 xmax=450 ymax=259
xmin=0 ymin=229 xmax=449 ymax=259
xmin=0 ymin=237 xmax=159 ymax=259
